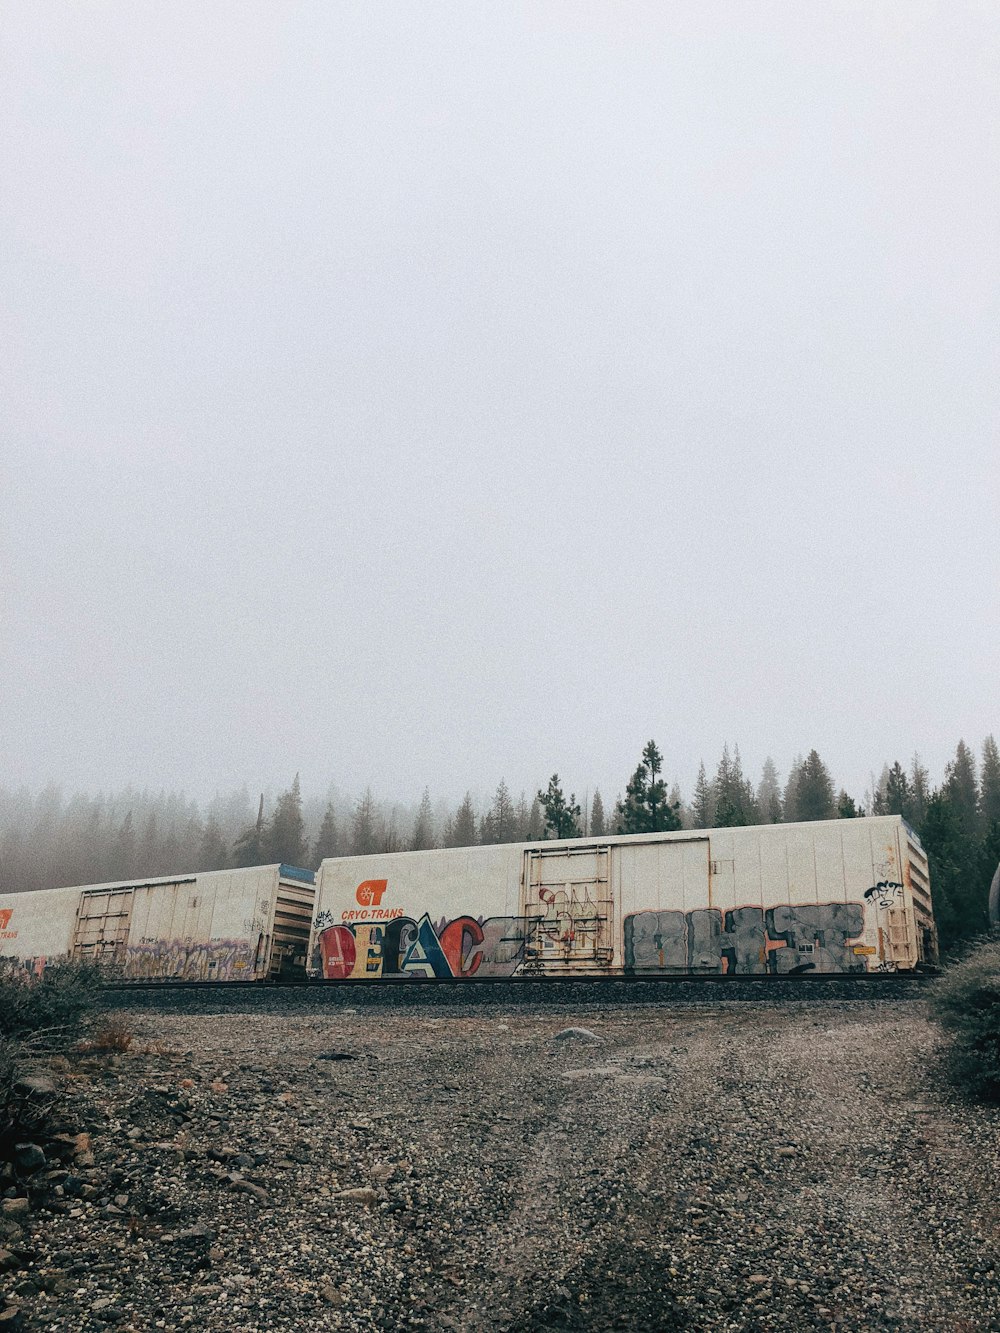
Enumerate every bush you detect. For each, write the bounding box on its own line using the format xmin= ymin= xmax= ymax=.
xmin=0 ymin=960 xmax=106 ymax=1044
xmin=931 ymin=936 xmax=1000 ymax=1100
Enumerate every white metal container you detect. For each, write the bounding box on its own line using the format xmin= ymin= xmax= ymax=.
xmin=309 ymin=816 xmax=935 ymax=980
xmin=0 ymin=864 xmax=316 ymax=981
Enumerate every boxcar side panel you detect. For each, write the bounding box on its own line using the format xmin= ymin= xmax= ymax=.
xmin=0 ymin=887 xmax=82 ymax=969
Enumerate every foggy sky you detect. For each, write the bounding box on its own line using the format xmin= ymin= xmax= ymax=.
xmin=1 ymin=2 xmax=998 ymax=808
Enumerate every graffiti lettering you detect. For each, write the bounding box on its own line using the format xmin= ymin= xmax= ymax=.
xmin=124 ymin=939 xmax=259 ymax=981
xmin=864 ymin=881 xmax=903 ymax=909
xmin=624 ymin=903 xmax=866 ymax=974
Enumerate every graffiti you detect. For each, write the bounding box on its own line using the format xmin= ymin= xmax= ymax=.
xmin=312 ymin=899 xmax=886 ymax=980
xmin=124 ymin=938 xmax=260 ymax=981
xmin=315 ymin=914 xmax=529 ymax=981
xmin=864 ymin=881 xmax=903 ymax=909
xmin=623 ymin=903 xmax=867 ymax=974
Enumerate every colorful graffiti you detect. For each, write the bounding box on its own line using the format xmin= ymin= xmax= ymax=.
xmin=315 ymin=914 xmax=530 ymax=980
xmin=624 ymin=903 xmax=867 ymax=974
xmin=124 ymin=938 xmax=261 ymax=981
xmin=313 ymin=899 xmax=878 ymax=979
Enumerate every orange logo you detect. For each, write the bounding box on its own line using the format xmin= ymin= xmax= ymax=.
xmin=355 ymin=879 xmax=388 ymax=907
xmin=0 ymin=910 xmax=12 ymax=930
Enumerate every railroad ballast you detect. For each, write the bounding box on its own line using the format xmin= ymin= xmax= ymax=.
xmin=309 ymin=815 xmax=937 ymax=980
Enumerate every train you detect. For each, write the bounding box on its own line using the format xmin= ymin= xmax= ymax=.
xmin=0 ymin=864 xmax=316 ymax=981
xmin=307 ymin=814 xmax=936 ymax=980
xmin=0 ymin=815 xmax=937 ymax=982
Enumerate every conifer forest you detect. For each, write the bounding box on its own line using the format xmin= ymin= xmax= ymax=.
xmin=1 ymin=737 xmax=997 ymax=950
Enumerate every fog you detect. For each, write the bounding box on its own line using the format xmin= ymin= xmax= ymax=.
xmin=1 ymin=2 xmax=997 ymax=807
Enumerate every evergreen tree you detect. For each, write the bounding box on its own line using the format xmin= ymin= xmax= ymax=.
xmin=757 ymin=757 xmax=782 ymax=824
xmin=836 ymin=790 xmax=859 ymax=819
xmin=614 ymin=741 xmax=681 ymax=834
xmin=410 ymin=788 xmax=434 ymax=851
xmin=108 ymin=810 xmax=137 ymax=881
xmin=945 ymin=740 xmax=980 ymax=836
xmin=481 ymin=780 xmax=516 ymax=844
xmin=447 ymin=793 xmax=478 ymax=848
xmin=783 ymin=756 xmax=804 ymax=823
xmin=713 ymin=744 xmax=756 ymax=827
xmin=910 ymin=754 xmax=930 ymax=827
xmin=232 ymin=794 xmax=267 ymax=867
xmin=920 ymin=789 xmax=988 ymax=947
xmin=199 ymin=816 xmax=229 ymax=870
xmin=869 ymin=765 xmax=890 ymax=817
xmin=513 ymin=792 xmax=531 ymax=841
xmin=264 ymin=774 xmax=307 ymax=866
xmin=351 ymin=788 xmax=379 ymax=856
xmin=980 ymin=736 xmax=1000 ymax=828
xmin=312 ymin=803 xmax=340 ymax=865
xmin=526 ymin=794 xmax=545 ymax=841
xmin=590 ymin=790 xmax=606 ymax=837
xmin=538 ymin=775 xmax=582 ymax=840
xmin=795 ymin=750 xmax=835 ymax=821
xmin=883 ymin=761 xmax=913 ymax=821
xmin=691 ymin=761 xmax=714 ymax=828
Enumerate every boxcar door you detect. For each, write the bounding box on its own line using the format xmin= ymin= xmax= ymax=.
xmin=72 ymin=888 xmax=135 ymax=964
xmin=521 ymin=845 xmax=613 ymax=972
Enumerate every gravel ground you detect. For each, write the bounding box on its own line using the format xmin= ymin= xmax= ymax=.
xmin=2 ymin=993 xmax=998 ymax=1332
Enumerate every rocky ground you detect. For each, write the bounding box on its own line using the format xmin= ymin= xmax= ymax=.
xmin=0 ymin=991 xmax=997 ymax=1332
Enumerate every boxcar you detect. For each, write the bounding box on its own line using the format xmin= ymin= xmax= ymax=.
xmin=308 ymin=815 xmax=936 ymax=980
xmin=0 ymin=864 xmax=315 ymax=981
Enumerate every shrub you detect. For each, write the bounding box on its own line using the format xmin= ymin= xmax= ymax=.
xmin=0 ymin=959 xmax=106 ymax=1045
xmin=931 ymin=936 xmax=1000 ymax=1101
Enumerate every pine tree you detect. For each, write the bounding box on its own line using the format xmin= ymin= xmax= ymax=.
xmin=614 ymin=742 xmax=680 ymax=834
xmin=264 ymin=774 xmax=307 ymax=866
xmin=691 ymin=761 xmax=714 ymax=828
xmin=538 ymin=775 xmax=582 ymax=840
xmin=527 ymin=795 xmax=544 ymax=841
xmin=883 ymin=762 xmax=913 ymax=822
xmin=945 ymin=740 xmax=979 ymax=836
xmin=714 ymin=744 xmax=756 ymax=827
xmin=447 ymin=793 xmax=477 ymax=848
xmin=980 ymin=736 xmax=1000 ymax=828
xmin=109 ymin=811 xmax=137 ymax=880
xmin=783 ymin=756 xmax=804 ymax=823
xmin=232 ymin=794 xmax=267 ymax=867
xmin=312 ymin=803 xmax=340 ymax=865
xmin=910 ymin=754 xmax=930 ymax=826
xmin=351 ymin=789 xmax=379 ymax=856
xmin=757 ymin=758 xmax=782 ymax=824
xmin=199 ymin=816 xmax=229 ymax=870
xmin=795 ymin=751 xmax=835 ymax=821
xmin=481 ymin=780 xmax=516 ymax=844
xmin=590 ymin=790 xmax=606 ymax=837
xmin=410 ymin=788 xmax=434 ymax=851
xmin=836 ymin=790 xmax=859 ymax=819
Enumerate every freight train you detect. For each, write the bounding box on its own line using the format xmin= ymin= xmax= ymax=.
xmin=0 ymin=816 xmax=936 ymax=982
xmin=308 ymin=815 xmax=936 ymax=980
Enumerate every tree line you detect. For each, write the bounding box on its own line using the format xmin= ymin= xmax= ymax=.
xmin=1 ymin=736 xmax=997 ymax=947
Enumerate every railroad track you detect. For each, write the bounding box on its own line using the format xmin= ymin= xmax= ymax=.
xmin=99 ymin=971 xmax=932 ymax=1010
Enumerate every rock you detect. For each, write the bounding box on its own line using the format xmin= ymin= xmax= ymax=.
xmin=553 ymin=1027 xmax=603 ymax=1043
xmin=0 ymin=1201 xmax=28 ymax=1219
xmin=776 ymin=1147 xmax=798 ymax=1159
xmin=318 ymin=1052 xmax=355 ymax=1061
xmin=13 ymin=1074 xmax=56 ymax=1099
xmin=175 ymin=1224 xmax=215 ymax=1245
xmin=320 ymin=1283 xmax=345 ymax=1306
xmin=0 ymin=1251 xmax=18 ymax=1274
xmin=0 ymin=1307 xmax=24 ymax=1330
xmin=335 ymin=1187 xmax=378 ymax=1206
xmin=11 ymin=1146 xmax=45 ymax=1175
xmin=230 ymin=1180 xmax=269 ymax=1203
xmin=748 ymin=1274 xmax=769 ymax=1284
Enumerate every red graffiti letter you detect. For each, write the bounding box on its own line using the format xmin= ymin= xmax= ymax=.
xmin=439 ymin=916 xmax=485 ymax=978
xmin=320 ymin=925 xmax=357 ymax=980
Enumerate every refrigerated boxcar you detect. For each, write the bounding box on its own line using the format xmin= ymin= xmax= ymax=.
xmin=0 ymin=864 xmax=315 ymax=981
xmin=308 ymin=815 xmax=936 ymax=980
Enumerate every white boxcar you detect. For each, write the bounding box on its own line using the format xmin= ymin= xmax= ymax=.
xmin=308 ymin=816 xmax=935 ymax=980
xmin=0 ymin=864 xmax=315 ymax=981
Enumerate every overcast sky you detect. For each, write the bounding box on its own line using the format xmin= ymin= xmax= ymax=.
xmin=1 ymin=1 xmax=998 ymax=809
